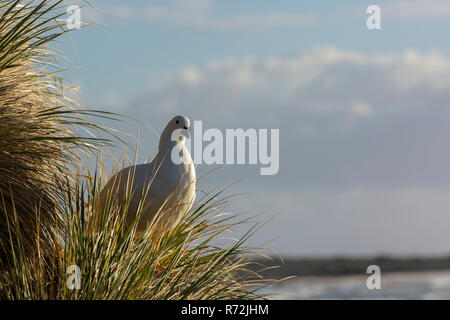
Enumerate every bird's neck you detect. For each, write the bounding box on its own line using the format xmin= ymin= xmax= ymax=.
xmin=158 ymin=135 xmax=185 ymax=154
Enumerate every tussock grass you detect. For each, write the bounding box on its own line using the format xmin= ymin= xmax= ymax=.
xmin=61 ymin=164 xmax=268 ymax=300
xmin=0 ymin=0 xmax=105 ymax=275
xmin=0 ymin=0 xmax=272 ymax=299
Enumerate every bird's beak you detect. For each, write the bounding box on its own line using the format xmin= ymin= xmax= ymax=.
xmin=182 ymin=126 xmax=190 ymax=139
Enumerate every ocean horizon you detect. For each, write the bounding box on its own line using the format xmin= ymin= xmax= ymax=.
xmin=262 ymin=270 xmax=450 ymax=300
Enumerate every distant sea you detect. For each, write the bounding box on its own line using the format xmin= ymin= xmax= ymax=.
xmin=261 ymin=270 xmax=450 ymax=299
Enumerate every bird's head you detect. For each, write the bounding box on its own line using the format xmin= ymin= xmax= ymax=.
xmin=159 ymin=115 xmax=191 ymax=150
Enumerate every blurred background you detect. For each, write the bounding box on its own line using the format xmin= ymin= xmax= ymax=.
xmin=63 ymin=0 xmax=450 ymax=298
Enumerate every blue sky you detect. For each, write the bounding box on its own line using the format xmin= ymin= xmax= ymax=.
xmin=61 ymin=0 xmax=450 ymax=256
xmin=67 ymin=0 xmax=450 ymax=106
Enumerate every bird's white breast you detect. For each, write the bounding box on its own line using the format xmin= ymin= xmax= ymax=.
xmin=96 ymin=139 xmax=196 ymax=235
xmin=138 ymin=142 xmax=196 ymax=230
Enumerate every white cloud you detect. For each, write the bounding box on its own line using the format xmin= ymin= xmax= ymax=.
xmin=351 ymin=101 xmax=372 ymax=118
xmin=385 ymin=0 xmax=450 ymax=20
xmin=192 ymin=12 xmax=316 ymax=30
xmin=108 ymin=5 xmax=135 ymax=19
xmin=181 ymin=66 xmax=202 ymax=85
xmin=90 ymin=0 xmax=315 ymax=31
xmin=125 ymin=47 xmax=450 ymax=190
xmin=130 ymin=47 xmax=450 ymax=129
xmin=230 ymin=67 xmax=260 ymax=89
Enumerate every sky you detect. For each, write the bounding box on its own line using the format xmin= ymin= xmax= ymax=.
xmin=61 ymin=0 xmax=450 ymax=257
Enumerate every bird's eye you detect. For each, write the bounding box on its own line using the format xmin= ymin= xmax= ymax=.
xmin=176 ymin=120 xmax=179 ymax=124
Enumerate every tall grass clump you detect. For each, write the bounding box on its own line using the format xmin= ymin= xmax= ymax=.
xmin=61 ymin=168 xmax=268 ymax=300
xmin=0 ymin=0 xmax=104 ymax=277
xmin=0 ymin=0 xmax=272 ymax=299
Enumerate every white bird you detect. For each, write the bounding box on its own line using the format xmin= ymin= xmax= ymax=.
xmin=95 ymin=115 xmax=196 ymax=237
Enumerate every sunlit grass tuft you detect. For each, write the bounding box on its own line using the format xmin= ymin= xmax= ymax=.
xmin=62 ymin=163 xmax=269 ymax=300
xmin=0 ymin=0 xmax=273 ymax=300
xmin=0 ymin=155 xmax=272 ymax=299
xmin=0 ymin=0 xmax=112 ymax=276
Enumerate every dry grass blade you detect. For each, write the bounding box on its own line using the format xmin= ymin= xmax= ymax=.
xmin=0 ymin=0 xmax=119 ymax=284
xmin=0 ymin=0 xmax=275 ymax=300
